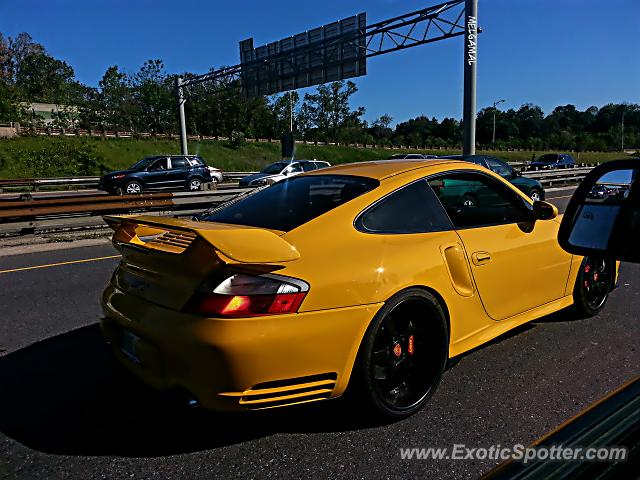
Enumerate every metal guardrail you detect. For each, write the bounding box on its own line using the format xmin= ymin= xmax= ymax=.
xmin=0 ymin=165 xmax=591 ymax=192
xmin=0 ymin=188 xmax=252 ymax=223
xmin=0 ymin=172 xmax=256 ymax=192
xmin=0 ymin=164 xmax=594 ymax=237
xmin=524 ymin=166 xmax=595 ymax=187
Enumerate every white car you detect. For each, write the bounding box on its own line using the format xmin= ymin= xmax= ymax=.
xmin=207 ymin=166 xmax=223 ymax=184
xmin=239 ymin=160 xmax=331 ymax=187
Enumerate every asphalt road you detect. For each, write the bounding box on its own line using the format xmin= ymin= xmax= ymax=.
xmin=0 ymin=187 xmax=638 ymax=479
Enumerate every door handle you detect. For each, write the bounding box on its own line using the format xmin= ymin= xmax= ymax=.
xmin=471 ymin=251 xmax=491 ymax=266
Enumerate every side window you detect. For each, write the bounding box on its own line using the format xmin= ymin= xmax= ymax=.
xmin=314 ymin=162 xmax=330 ymax=170
xmin=301 ymin=162 xmax=317 ymax=172
xmin=187 ymin=157 xmax=204 ymax=166
xmin=148 ymin=158 xmax=167 ymax=171
xmin=285 ymin=163 xmax=303 ymax=174
xmin=171 ymin=158 xmax=189 ymax=169
xmin=356 ymin=180 xmax=452 ymax=234
xmin=486 ymin=158 xmax=514 ymax=178
xmin=428 ymin=172 xmax=530 ymax=228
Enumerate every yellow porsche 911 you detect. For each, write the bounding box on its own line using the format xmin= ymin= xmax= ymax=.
xmin=101 ymin=159 xmax=616 ymax=419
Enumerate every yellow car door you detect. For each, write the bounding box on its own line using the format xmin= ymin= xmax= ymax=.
xmin=428 ymin=172 xmax=572 ymax=321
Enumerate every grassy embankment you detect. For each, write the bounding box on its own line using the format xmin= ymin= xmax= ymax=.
xmin=0 ymin=135 xmax=630 ymax=179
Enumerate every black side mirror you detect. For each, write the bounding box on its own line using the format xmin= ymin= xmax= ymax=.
xmin=533 ymin=200 xmax=558 ymax=220
xmin=558 ymin=159 xmax=640 ymax=263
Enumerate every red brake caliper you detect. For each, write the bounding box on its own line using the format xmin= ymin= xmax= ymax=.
xmin=408 ymin=335 xmax=415 ymax=355
xmin=584 ymin=263 xmax=591 ymax=289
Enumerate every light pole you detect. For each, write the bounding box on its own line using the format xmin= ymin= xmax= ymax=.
xmin=176 ymin=77 xmax=188 ymax=155
xmin=289 ymin=91 xmax=293 ymax=133
xmin=621 ymin=110 xmax=625 ymax=152
xmin=492 ymin=99 xmax=505 ymax=147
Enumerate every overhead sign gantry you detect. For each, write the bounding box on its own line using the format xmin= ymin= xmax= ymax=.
xmin=176 ymin=0 xmax=478 ymax=155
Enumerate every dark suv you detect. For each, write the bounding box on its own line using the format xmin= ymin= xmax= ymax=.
xmin=529 ymin=153 xmax=576 ymax=169
xmin=439 ymin=154 xmax=545 ymax=201
xmin=99 ymin=155 xmax=213 ymax=194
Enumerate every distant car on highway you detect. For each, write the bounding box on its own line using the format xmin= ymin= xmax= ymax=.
xmin=439 ymin=154 xmax=546 ymax=201
xmin=387 ymin=153 xmax=438 ymax=160
xmin=207 ymin=166 xmax=223 ymax=185
xmin=239 ymin=160 xmax=331 ymax=187
xmin=99 ymin=155 xmax=214 ymax=194
xmin=529 ymin=153 xmax=576 ymax=169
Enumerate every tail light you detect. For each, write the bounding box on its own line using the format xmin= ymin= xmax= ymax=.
xmin=188 ymin=274 xmax=309 ymax=318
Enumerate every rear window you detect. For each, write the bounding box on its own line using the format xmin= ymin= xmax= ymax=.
xmin=201 ymin=175 xmax=379 ymax=231
xmin=171 ymin=158 xmax=189 ymax=168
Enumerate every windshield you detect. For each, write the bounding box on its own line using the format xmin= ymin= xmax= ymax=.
xmin=130 ymin=157 xmax=158 ymax=170
xmin=200 ymin=175 xmax=379 ymax=231
xmin=261 ymin=162 xmax=289 ymax=174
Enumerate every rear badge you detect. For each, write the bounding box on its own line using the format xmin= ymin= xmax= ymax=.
xmin=393 ymin=343 xmax=402 ymax=357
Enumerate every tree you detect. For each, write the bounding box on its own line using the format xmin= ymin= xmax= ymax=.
xmin=14 ymin=52 xmax=75 ymax=103
xmin=301 ymin=81 xmax=365 ymax=142
xmin=369 ymin=114 xmax=394 ymax=144
xmin=269 ymin=91 xmax=300 ymax=135
xmin=129 ymin=59 xmax=175 ymax=133
xmin=0 ymin=32 xmax=44 ymax=84
xmin=95 ymin=66 xmax=134 ymax=130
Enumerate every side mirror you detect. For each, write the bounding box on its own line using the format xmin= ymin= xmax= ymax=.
xmin=533 ymin=200 xmax=558 ymax=220
xmin=558 ymin=159 xmax=640 ymax=263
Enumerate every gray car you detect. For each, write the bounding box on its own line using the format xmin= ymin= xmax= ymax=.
xmin=387 ymin=153 xmax=438 ymax=160
xmin=239 ymin=160 xmax=331 ymax=187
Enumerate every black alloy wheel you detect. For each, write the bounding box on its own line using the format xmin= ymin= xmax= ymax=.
xmin=573 ymin=257 xmax=614 ymax=317
xmin=353 ymin=289 xmax=449 ymax=420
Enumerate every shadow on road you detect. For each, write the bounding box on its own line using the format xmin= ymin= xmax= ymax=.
xmin=0 ymin=302 xmax=595 ymax=458
xmin=0 ymin=324 xmax=376 ymax=457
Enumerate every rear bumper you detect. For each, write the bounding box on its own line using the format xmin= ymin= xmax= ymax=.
xmin=101 ymin=284 xmax=380 ymax=411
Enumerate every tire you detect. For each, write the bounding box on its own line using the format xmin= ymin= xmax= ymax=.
xmin=352 ymin=288 xmax=449 ymax=420
xmin=188 ymin=177 xmax=203 ymax=191
xmin=529 ymin=188 xmax=543 ymax=202
xmin=572 ymin=256 xmax=615 ymax=317
xmin=124 ymin=181 xmax=142 ymax=195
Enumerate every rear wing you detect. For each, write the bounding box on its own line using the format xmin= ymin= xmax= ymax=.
xmin=103 ymin=214 xmax=300 ymax=263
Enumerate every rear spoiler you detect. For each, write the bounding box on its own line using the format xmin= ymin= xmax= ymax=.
xmin=103 ymin=214 xmax=300 ymax=263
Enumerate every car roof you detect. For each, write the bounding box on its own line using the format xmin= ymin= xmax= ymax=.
xmin=144 ymin=154 xmax=201 ymax=159
xmin=305 ymin=159 xmax=470 ymax=181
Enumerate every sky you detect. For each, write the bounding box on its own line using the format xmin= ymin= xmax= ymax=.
xmin=1 ymin=0 xmax=639 ymax=125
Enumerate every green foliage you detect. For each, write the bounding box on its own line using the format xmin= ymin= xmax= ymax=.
xmin=0 ymin=136 xmax=629 ymax=180
xmin=301 ymin=80 xmax=366 ymax=143
xmin=228 ymin=130 xmax=246 ymax=149
xmin=0 ymin=137 xmax=104 ymax=177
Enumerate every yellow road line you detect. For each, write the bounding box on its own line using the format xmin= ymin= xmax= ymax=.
xmin=0 ymin=255 xmax=121 ymax=275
